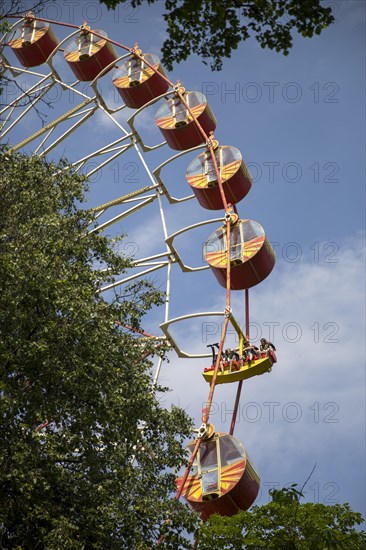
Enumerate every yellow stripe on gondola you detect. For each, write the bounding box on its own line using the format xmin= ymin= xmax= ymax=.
xmin=187 ymin=159 xmax=242 ymax=189
xmin=243 ymin=236 xmax=265 ymax=260
xmin=221 ymin=160 xmax=241 ymax=183
xmin=9 ymin=28 xmax=47 ymax=48
xmin=206 ymin=236 xmax=265 ymax=267
xmin=205 ymin=251 xmax=227 ymax=267
xmin=156 ymin=116 xmax=179 ymax=129
xmin=186 ymin=174 xmax=207 ymax=187
xmin=220 ymin=460 xmax=245 ymax=491
xmin=179 ymin=459 xmax=246 ymax=501
xmin=64 ymin=40 xmax=106 ymax=62
xmin=179 ymin=475 xmax=201 ymax=501
xmin=114 ymin=65 xmax=156 ymax=88
xmin=156 ymin=103 xmax=205 ymax=129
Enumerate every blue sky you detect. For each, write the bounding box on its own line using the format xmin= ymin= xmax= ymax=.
xmin=1 ymin=0 xmax=365 ymax=520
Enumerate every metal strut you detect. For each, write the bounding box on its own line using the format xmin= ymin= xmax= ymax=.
xmin=230 ymin=289 xmax=250 ymax=435
xmin=8 ymin=97 xmax=96 ymax=153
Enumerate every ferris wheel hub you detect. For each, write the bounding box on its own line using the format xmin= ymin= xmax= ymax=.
xmin=194 ymin=422 xmax=215 ymax=440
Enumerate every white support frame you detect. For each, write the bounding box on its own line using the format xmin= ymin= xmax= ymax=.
xmin=153 ymin=144 xmax=205 ymax=204
xmin=160 ymin=311 xmax=226 ymax=359
xmin=1 ymin=19 xmax=234 ymax=387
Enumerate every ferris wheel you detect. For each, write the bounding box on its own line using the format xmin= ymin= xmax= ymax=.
xmin=1 ymin=12 xmax=278 ymax=520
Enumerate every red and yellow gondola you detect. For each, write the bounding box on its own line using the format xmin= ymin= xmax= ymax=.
xmin=155 ymin=91 xmax=216 ymax=150
xmin=186 ymin=144 xmax=252 ymax=210
xmin=176 ymin=432 xmax=260 ymax=520
xmin=113 ymin=52 xmax=169 ymax=109
xmin=64 ymin=28 xmax=117 ymax=81
xmin=9 ymin=17 xmax=58 ymax=67
xmin=204 ymin=219 xmax=276 ymax=290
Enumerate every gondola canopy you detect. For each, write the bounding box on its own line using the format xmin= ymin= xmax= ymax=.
xmin=9 ymin=18 xmax=58 ymax=67
xmin=176 ymin=432 xmax=260 ymax=520
xmin=155 ymin=91 xmax=216 ymax=150
xmin=64 ymin=28 xmax=117 ymax=81
xmin=204 ymin=219 xmax=276 ymax=290
xmin=186 ymin=145 xmax=252 ymax=210
xmin=113 ymin=52 xmax=169 ymax=109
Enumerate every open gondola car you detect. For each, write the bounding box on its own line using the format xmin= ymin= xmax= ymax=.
xmin=113 ymin=52 xmax=169 ymax=109
xmin=155 ymin=91 xmax=216 ymax=151
xmin=186 ymin=145 xmax=252 ymax=210
xmin=8 ymin=18 xmax=58 ymax=67
xmin=204 ymin=219 xmax=276 ymax=290
xmin=64 ymin=28 xmax=117 ymax=81
xmin=203 ymin=350 xmax=277 ymax=384
xmin=176 ymin=433 xmax=260 ymax=520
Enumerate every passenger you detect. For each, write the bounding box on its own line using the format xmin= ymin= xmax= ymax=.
xmin=260 ymin=338 xmax=276 ymax=356
xmin=223 ymin=348 xmax=231 ymax=370
xmin=232 ymin=349 xmax=240 ymax=370
xmin=242 ymin=343 xmax=260 ymax=366
xmin=225 ymin=348 xmax=240 ymax=372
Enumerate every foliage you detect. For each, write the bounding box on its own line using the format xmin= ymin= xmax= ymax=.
xmin=0 ymin=149 xmax=197 ymax=549
xmin=100 ymin=0 xmax=335 ymax=70
xmin=197 ymin=485 xmax=366 ymax=549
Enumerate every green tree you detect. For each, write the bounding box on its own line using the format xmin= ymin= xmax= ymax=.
xmin=0 ymin=148 xmax=197 ymax=549
xmin=196 ymin=485 xmax=366 ymax=549
xmin=100 ymin=0 xmax=335 ymax=70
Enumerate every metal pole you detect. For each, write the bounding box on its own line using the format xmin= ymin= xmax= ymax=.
xmin=229 ymin=289 xmax=249 ymax=435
